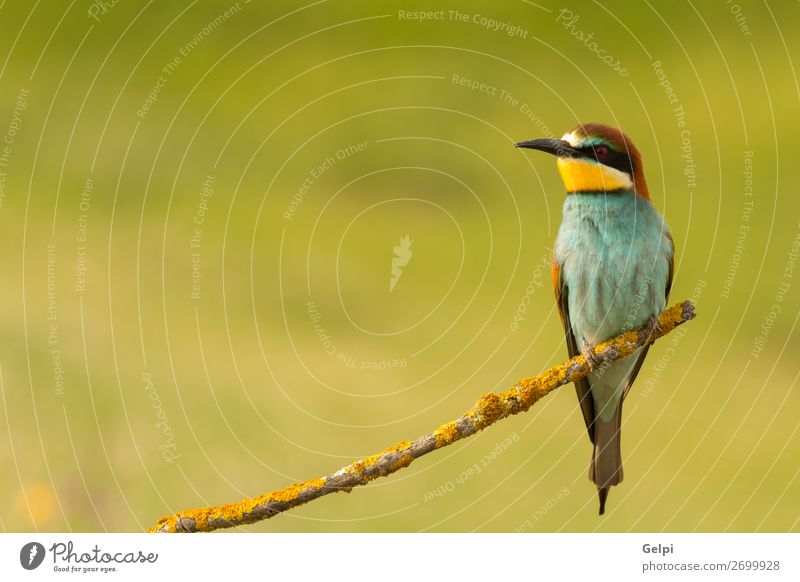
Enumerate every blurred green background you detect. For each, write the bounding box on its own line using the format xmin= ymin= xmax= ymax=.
xmin=0 ymin=0 xmax=798 ymax=532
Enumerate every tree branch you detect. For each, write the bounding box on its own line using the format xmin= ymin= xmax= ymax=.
xmin=149 ymin=299 xmax=696 ymax=533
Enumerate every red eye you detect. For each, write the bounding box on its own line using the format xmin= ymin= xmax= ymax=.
xmin=595 ymin=146 xmax=608 ymax=158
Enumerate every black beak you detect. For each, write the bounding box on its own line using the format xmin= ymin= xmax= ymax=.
xmin=514 ymin=138 xmax=578 ymax=158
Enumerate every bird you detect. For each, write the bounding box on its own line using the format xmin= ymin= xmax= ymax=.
xmin=515 ymin=123 xmax=674 ymax=515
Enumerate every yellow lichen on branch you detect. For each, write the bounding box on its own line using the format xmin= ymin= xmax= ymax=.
xmin=149 ymin=299 xmax=696 ymax=533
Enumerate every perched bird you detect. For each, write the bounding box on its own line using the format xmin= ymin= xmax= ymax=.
xmin=515 ymin=123 xmax=674 ymax=514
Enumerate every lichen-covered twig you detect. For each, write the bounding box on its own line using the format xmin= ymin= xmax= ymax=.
xmin=149 ymin=300 xmax=696 ymax=533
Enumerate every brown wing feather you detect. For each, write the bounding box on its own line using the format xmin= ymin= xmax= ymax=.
xmin=553 ymin=259 xmax=596 ymax=444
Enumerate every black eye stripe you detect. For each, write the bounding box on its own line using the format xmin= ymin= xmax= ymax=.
xmin=579 ymin=145 xmax=635 ymax=174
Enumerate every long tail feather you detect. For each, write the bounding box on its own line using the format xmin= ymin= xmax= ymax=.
xmin=589 ymin=406 xmax=623 ymax=515
xmin=598 ymin=487 xmax=609 ymax=515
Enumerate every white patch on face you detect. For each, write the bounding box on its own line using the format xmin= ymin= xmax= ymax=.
xmin=561 ymin=131 xmax=581 ymax=147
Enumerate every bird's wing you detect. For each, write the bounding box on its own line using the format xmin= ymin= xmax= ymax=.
xmin=553 ymin=258 xmax=596 ymax=444
xmin=664 ymin=231 xmax=675 ymax=302
xmin=622 ymin=232 xmax=675 ymax=401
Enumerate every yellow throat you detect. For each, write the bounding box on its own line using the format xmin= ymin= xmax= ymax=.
xmin=556 ymin=157 xmax=633 ymax=193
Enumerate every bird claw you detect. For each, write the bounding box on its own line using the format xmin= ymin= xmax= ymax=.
xmin=644 ymin=315 xmax=662 ymax=339
xmin=581 ymin=340 xmax=602 ymax=369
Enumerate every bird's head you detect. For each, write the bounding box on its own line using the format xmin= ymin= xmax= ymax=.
xmin=515 ymin=123 xmax=650 ymax=200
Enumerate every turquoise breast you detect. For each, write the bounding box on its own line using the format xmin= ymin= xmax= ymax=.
xmin=555 ymin=191 xmax=672 ymax=347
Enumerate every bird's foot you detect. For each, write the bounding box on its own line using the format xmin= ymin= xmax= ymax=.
xmin=644 ymin=314 xmax=662 ymax=340
xmin=581 ymin=340 xmax=603 ymax=369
